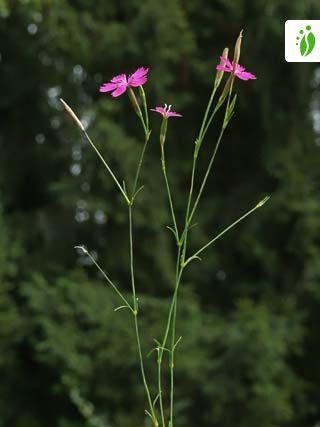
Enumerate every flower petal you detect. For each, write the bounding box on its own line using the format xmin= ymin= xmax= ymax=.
xmin=167 ymin=111 xmax=182 ymax=118
xmin=236 ymin=64 xmax=245 ymax=72
xmin=151 ymin=106 xmax=166 ymax=117
xmin=151 ymin=106 xmax=182 ymax=118
xmin=236 ymin=70 xmax=257 ymax=80
xmin=99 ymin=82 xmax=118 ymax=92
xmin=111 ymin=85 xmax=128 ymax=97
xmin=111 ymin=73 xmax=127 ymax=84
xmin=216 ymin=65 xmax=231 ymax=72
xmin=128 ymin=67 xmax=149 ymax=87
xmin=219 ymin=56 xmax=233 ymax=70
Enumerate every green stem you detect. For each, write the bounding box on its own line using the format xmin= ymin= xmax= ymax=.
xmin=158 ymin=267 xmax=183 ymax=426
xmin=157 ymin=147 xmax=180 ymax=426
xmin=187 ymin=127 xmax=225 ymax=228
xmin=128 ymin=205 xmax=157 ymax=426
xmin=180 ymin=155 xmax=196 ymax=263
xmin=201 ymin=97 xmax=225 ymax=141
xmin=157 ymin=84 xmax=223 ymax=427
xmin=156 ymin=268 xmax=183 ymax=427
xmin=161 ymin=146 xmax=179 ymax=241
xmin=75 ymin=246 xmax=132 ymax=311
xmin=198 ymin=85 xmax=218 ymax=141
xmin=169 ymin=245 xmax=181 ymax=427
xmin=160 ymin=269 xmax=184 ymax=355
xmin=139 ymin=86 xmax=149 ymax=131
xmin=157 ymin=355 xmax=166 ymax=427
xmin=180 ymin=84 xmax=221 ymax=263
xmin=185 ymin=197 xmax=269 ymax=267
xmin=187 ymin=92 xmax=233 ymax=228
xmin=83 ymin=130 xmax=130 ymax=204
xmin=132 ymin=132 xmax=150 ymax=198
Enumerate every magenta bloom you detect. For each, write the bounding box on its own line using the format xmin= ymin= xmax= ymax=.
xmin=151 ymin=104 xmax=182 ymax=118
xmin=99 ymin=67 xmax=149 ymax=97
xmin=216 ymin=57 xmax=256 ymax=81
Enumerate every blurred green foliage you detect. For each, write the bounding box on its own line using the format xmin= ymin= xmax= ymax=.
xmin=1 ymin=1 xmax=320 ymax=426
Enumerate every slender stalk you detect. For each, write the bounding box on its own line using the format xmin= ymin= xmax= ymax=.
xmin=187 ymin=89 xmax=235 ymax=231
xmin=158 ymin=84 xmax=226 ymax=427
xmin=157 ymin=353 xmax=166 ymax=427
xmin=198 ymin=85 xmax=218 ymax=141
xmin=128 ymin=205 xmax=157 ymax=426
xmin=187 ymin=126 xmax=225 ymax=228
xmin=157 ymin=145 xmax=180 ymax=426
xmin=131 ymin=86 xmax=150 ymax=199
xmin=128 ymin=206 xmax=137 ymax=308
xmin=154 ymin=269 xmax=180 ymax=427
xmin=180 ymin=155 xmax=196 ymax=263
xmin=160 ymin=269 xmax=184 ymax=353
xmin=60 ymin=99 xmax=130 ymax=204
xmin=74 ymin=246 xmax=132 ymax=311
xmin=201 ymin=97 xmax=225 ymax=141
xmin=180 ymin=84 xmax=222 ymax=263
xmin=82 ymin=130 xmax=130 ymax=204
xmin=139 ymin=86 xmax=149 ymax=131
xmin=132 ymin=132 xmax=150 ymax=197
xmin=185 ymin=197 xmax=270 ymax=267
xmin=161 ymin=146 xmax=179 ymax=240
xmin=127 ymin=88 xmax=158 ymax=424
xmin=169 ymin=245 xmax=181 ymax=427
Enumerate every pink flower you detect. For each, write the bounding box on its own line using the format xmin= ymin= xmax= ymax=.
xmin=99 ymin=67 xmax=149 ymax=97
xmin=151 ymin=104 xmax=182 ymax=118
xmin=216 ymin=56 xmax=256 ymax=81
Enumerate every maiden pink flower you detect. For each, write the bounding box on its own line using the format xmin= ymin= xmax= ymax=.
xmin=151 ymin=104 xmax=182 ymax=118
xmin=216 ymin=56 xmax=256 ymax=81
xmin=99 ymin=67 xmax=149 ymax=97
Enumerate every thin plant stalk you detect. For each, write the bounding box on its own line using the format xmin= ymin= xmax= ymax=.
xmin=187 ymin=126 xmax=225 ymax=228
xmin=185 ymin=196 xmax=270 ymax=267
xmin=187 ymin=92 xmax=233 ymax=228
xmin=60 ymin=99 xmax=130 ymax=205
xmin=74 ymin=246 xmax=132 ymax=311
xmin=157 ymin=350 xmax=166 ymax=427
xmin=132 ymin=87 xmax=150 ymax=198
xmin=156 ymin=86 xmax=223 ymax=426
xmin=161 ymin=145 xmax=179 ymax=240
xmin=128 ymin=93 xmax=158 ymax=425
xmin=159 ymin=86 xmax=233 ymax=427
xmin=128 ymin=205 xmax=158 ymax=426
xmin=132 ymin=131 xmax=150 ymax=197
xmin=82 ymin=130 xmax=130 ymax=204
xmin=169 ymin=245 xmax=181 ymax=427
xmin=158 ymin=144 xmax=180 ymax=425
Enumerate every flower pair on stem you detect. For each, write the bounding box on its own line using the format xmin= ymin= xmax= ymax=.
xmin=61 ymin=30 xmax=266 ymax=427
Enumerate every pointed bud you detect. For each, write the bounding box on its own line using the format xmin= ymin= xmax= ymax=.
xmin=256 ymin=196 xmax=270 ymax=208
xmin=160 ymin=117 xmax=168 ymax=146
xmin=127 ymin=87 xmax=141 ymax=116
xmin=74 ymin=245 xmax=88 ymax=254
xmin=214 ymin=47 xmax=229 ymax=88
xmin=233 ymin=30 xmax=243 ymax=69
xmin=60 ymin=99 xmax=85 ymax=132
xmin=139 ymin=86 xmax=147 ymax=106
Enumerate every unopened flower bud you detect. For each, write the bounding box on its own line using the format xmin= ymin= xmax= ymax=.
xmin=127 ymin=87 xmax=141 ymax=116
xmin=160 ymin=117 xmax=168 ymax=146
xmin=60 ymin=98 xmax=85 ymax=132
xmin=214 ymin=47 xmax=229 ymax=88
xmin=233 ymin=30 xmax=243 ymax=69
xmin=256 ymin=196 xmax=270 ymax=208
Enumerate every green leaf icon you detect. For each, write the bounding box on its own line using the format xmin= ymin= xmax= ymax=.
xmin=300 ymin=31 xmax=315 ymax=56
